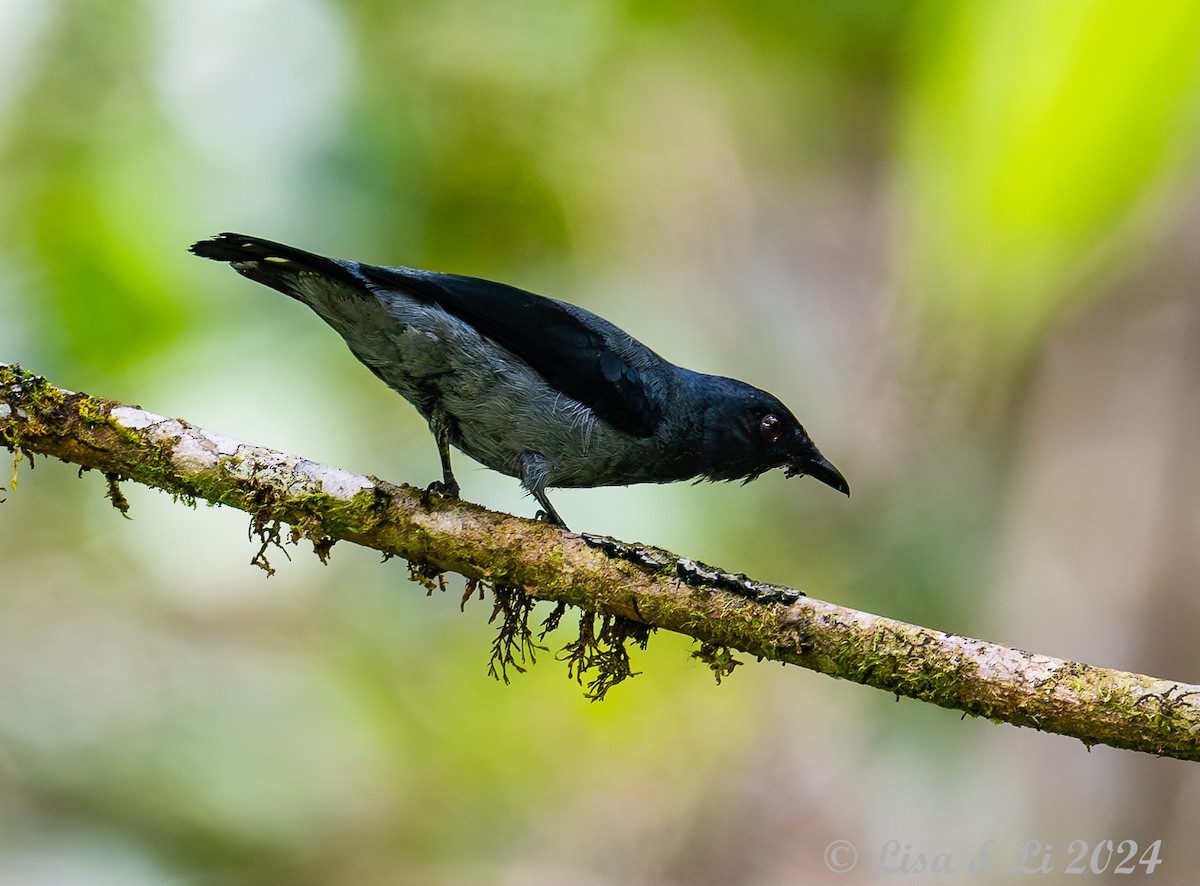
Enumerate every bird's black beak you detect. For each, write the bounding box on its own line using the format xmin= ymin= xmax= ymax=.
xmin=787 ymin=450 xmax=850 ymax=496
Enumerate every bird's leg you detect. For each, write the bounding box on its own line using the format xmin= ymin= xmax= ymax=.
xmin=531 ymin=489 xmax=568 ymax=529
xmin=426 ymin=416 xmax=460 ymax=498
xmin=519 ymin=452 xmax=568 ymax=529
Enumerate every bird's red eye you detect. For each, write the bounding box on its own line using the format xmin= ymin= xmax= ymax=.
xmin=759 ymin=413 xmax=783 ymax=444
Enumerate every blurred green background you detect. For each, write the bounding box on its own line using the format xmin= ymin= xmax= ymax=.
xmin=3 ymin=0 xmax=1200 ymax=883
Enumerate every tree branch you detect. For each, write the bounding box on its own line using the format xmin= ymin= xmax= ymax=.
xmin=3 ymin=362 xmax=1198 ymax=761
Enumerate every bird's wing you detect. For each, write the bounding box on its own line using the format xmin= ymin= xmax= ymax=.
xmin=356 ymin=264 xmax=667 ymax=437
xmin=191 ymin=234 xmax=665 ymax=437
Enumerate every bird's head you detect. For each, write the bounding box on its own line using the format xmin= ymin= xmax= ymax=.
xmin=694 ymin=376 xmax=849 ymax=495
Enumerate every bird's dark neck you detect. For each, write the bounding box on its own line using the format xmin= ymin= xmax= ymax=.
xmin=643 ymin=369 xmax=747 ymax=484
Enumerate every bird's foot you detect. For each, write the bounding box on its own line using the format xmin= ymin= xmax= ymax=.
xmin=533 ymin=508 xmax=569 ymax=530
xmin=424 ymin=478 xmax=460 ymax=500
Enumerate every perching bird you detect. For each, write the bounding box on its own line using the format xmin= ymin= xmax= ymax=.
xmin=191 ymin=233 xmax=849 ymax=527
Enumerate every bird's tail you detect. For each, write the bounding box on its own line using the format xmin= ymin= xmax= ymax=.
xmin=189 ymin=233 xmax=365 ymax=299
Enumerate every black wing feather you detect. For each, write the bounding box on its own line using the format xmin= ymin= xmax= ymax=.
xmin=192 ymin=233 xmax=665 ymax=437
xmin=357 ymin=264 xmax=665 ymax=437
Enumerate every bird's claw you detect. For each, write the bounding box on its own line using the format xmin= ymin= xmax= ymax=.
xmin=533 ymin=509 xmax=568 ymax=529
xmin=425 ymin=479 xmax=460 ymax=499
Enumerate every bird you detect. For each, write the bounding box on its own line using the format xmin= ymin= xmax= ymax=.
xmin=190 ymin=233 xmax=849 ymax=528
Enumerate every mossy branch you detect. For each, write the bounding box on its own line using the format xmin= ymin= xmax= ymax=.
xmin=3 ymin=362 xmax=1199 ymax=761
